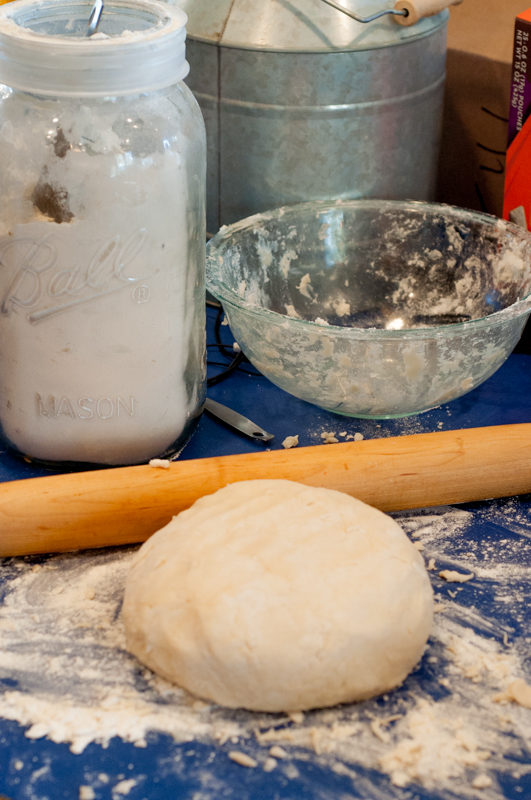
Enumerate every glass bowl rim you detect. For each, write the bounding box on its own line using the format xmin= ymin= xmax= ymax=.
xmin=206 ymin=199 xmax=531 ymax=339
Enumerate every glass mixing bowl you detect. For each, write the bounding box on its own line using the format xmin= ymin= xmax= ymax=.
xmin=206 ymin=200 xmax=531 ymax=418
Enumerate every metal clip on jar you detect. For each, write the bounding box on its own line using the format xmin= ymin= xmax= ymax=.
xmin=0 ymin=0 xmax=207 ymax=467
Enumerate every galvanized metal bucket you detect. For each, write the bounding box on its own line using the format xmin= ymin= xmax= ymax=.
xmin=181 ymin=0 xmax=448 ymax=234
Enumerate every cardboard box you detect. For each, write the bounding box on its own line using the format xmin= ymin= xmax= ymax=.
xmin=437 ymin=1 xmax=531 ymax=354
xmin=503 ymin=8 xmax=531 ymax=227
xmin=437 ymin=0 xmax=530 ymax=217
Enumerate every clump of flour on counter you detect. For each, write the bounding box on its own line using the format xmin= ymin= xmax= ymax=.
xmin=148 ymin=459 xmax=170 ymax=469
xmin=439 ymin=569 xmax=475 ymax=583
xmin=281 ymin=435 xmax=299 ymax=449
xmin=379 ymin=697 xmax=492 ymax=788
xmin=228 ymin=752 xmax=257 ymax=768
xmin=494 ymin=679 xmax=531 ymax=709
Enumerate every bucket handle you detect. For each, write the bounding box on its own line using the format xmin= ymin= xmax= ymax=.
xmin=394 ymin=0 xmax=463 ymax=26
xmin=318 ymin=0 xmax=463 ymax=26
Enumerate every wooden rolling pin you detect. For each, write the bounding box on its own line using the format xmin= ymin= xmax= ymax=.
xmin=0 ymin=423 xmax=530 ymax=557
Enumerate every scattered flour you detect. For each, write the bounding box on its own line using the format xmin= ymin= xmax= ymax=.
xmin=0 ymin=500 xmax=530 ymax=797
xmin=112 ymin=779 xmax=137 ymax=796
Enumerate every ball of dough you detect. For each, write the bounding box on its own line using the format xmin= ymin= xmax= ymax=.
xmin=123 ymin=480 xmax=433 ymax=712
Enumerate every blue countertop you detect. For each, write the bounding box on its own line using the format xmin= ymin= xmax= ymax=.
xmin=0 ymin=305 xmax=530 ymax=800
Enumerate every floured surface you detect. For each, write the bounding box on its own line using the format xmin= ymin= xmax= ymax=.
xmin=0 ymin=499 xmax=531 ymax=798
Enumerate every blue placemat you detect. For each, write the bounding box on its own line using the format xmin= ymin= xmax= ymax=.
xmin=0 ymin=306 xmax=530 ymax=800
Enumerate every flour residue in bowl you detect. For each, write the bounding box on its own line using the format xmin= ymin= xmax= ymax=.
xmin=230 ymin=209 xmax=531 ymax=330
xmin=211 ymin=205 xmax=531 ymax=417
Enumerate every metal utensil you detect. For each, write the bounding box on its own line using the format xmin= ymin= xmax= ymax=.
xmin=204 ymin=398 xmax=274 ymax=443
xmin=87 ymin=0 xmax=103 ymax=36
xmin=317 ymin=0 xmax=463 ymax=27
xmin=318 ymin=0 xmax=406 ymax=23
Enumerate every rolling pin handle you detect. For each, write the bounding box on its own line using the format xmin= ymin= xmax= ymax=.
xmin=393 ymin=0 xmax=463 ymax=26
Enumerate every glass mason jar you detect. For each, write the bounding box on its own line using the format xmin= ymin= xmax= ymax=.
xmin=0 ymin=0 xmax=206 ymax=467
